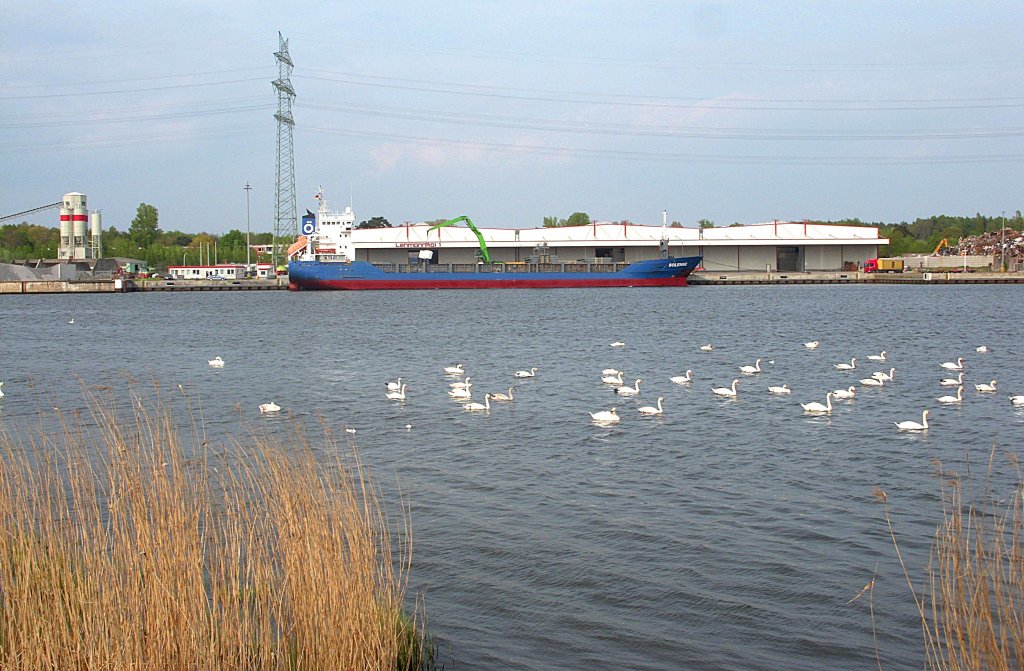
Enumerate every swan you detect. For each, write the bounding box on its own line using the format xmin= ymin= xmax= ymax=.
xmin=832 ymin=386 xmax=857 ymax=400
xmin=610 ymin=341 xmax=626 ymax=347
xmin=768 ymin=384 xmax=791 ymax=395
xmin=867 ymin=351 xmax=887 ymax=361
xmin=976 ymin=345 xmax=989 ymax=353
xmin=590 ymin=407 xmax=620 ymax=423
xmin=940 ymin=357 xmax=964 ymax=371
xmin=386 ymin=377 xmax=402 ymax=391
xmin=602 ymin=371 xmax=625 ymax=385
xmin=834 ymin=358 xmax=857 ymax=371
xmin=601 ymin=368 xmax=622 ymax=376
xmin=739 ymin=358 xmax=762 ymax=374
xmin=871 ymin=368 xmax=896 ymax=382
xmin=939 ymin=372 xmax=964 ymax=387
xmin=936 ymin=386 xmax=963 ymax=404
xmin=895 ymin=409 xmax=930 ymax=431
xmin=711 ymin=379 xmax=740 ymax=397
xmin=444 ymin=363 xmax=465 ymax=375
xmin=699 ymin=344 xmax=713 ymax=352
xmin=449 ymin=376 xmax=472 ymax=389
xmin=463 ymin=394 xmax=491 ymax=412
xmin=804 ymin=341 xmax=820 ymax=349
xmin=801 ymin=392 xmax=834 ymax=413
xmin=860 ymin=377 xmax=884 ymax=387
xmin=615 ymin=378 xmax=643 ymax=396
xmin=68 ymin=318 xmax=75 ymax=325
xmin=448 ymin=386 xmax=472 ymax=399
xmin=1010 ymin=395 xmax=1024 ymax=407
xmin=386 ymin=384 xmax=407 ymax=401
xmin=0 ymin=381 xmax=4 ymax=398
xmin=638 ymin=397 xmax=664 ymax=415
xmin=975 ymin=380 xmax=998 ymax=393
xmin=259 ymin=401 xmax=281 ymax=414
xmin=490 ymin=386 xmax=515 ymax=401
xmin=514 ymin=367 xmax=538 ymax=378
xmin=208 ymin=356 xmax=225 ymax=368
xmin=669 ymin=370 xmax=694 ymax=385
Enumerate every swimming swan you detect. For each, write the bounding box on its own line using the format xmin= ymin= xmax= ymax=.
xmin=514 ymin=367 xmax=538 ymax=378
xmin=976 ymin=345 xmax=989 ymax=353
xmin=463 ymin=394 xmax=491 ymax=412
xmin=386 ymin=384 xmax=407 ymax=401
xmin=936 ymin=386 xmax=963 ymax=404
xmin=834 ymin=358 xmax=857 ymax=371
xmin=711 ymin=379 xmax=740 ymax=397
xmin=208 ymin=356 xmax=225 ymax=368
xmin=590 ymin=407 xmax=621 ymax=423
xmin=700 ymin=344 xmax=713 ymax=352
xmin=739 ymin=358 xmax=762 ymax=374
xmin=0 ymin=381 xmax=4 ymax=398
xmin=615 ymin=379 xmax=643 ymax=396
xmin=975 ymin=380 xmax=998 ymax=393
xmin=670 ymin=370 xmax=694 ymax=384
xmin=801 ymin=392 xmax=834 ymax=413
xmin=895 ymin=410 xmax=930 ymax=431
xmin=638 ymin=397 xmax=665 ymax=415
xmin=610 ymin=341 xmax=626 ymax=348
xmin=449 ymin=376 xmax=473 ymax=389
xmin=860 ymin=377 xmax=884 ymax=387
xmin=871 ymin=368 xmax=896 ymax=382
xmin=940 ymin=357 xmax=964 ymax=371
xmin=602 ymin=368 xmax=622 ymax=376
xmin=1010 ymin=395 xmax=1024 ymax=406
xmin=939 ymin=372 xmax=964 ymax=387
xmin=444 ymin=363 xmax=465 ymax=375
xmin=448 ymin=386 xmax=472 ymax=399
xmin=867 ymin=351 xmax=887 ymax=361
xmin=602 ymin=371 xmax=625 ymax=385
xmin=768 ymin=384 xmax=791 ymax=395
xmin=832 ymin=386 xmax=857 ymax=399
xmin=490 ymin=386 xmax=516 ymax=401
xmin=259 ymin=401 xmax=281 ymax=414
xmin=386 ymin=377 xmax=402 ymax=391
xmin=804 ymin=341 xmax=820 ymax=349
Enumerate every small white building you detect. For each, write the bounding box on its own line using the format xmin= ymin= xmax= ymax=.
xmin=167 ymin=264 xmax=245 ymax=280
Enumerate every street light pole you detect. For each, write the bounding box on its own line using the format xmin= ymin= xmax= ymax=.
xmin=244 ymin=182 xmax=252 ymax=274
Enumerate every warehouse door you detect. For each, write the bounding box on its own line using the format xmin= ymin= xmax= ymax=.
xmin=776 ymin=246 xmax=800 ymax=271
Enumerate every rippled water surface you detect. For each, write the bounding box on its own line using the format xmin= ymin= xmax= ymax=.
xmin=2 ymin=285 xmax=1023 ymax=670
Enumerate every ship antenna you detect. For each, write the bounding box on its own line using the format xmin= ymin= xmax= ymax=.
xmin=660 ymin=209 xmax=670 ymax=258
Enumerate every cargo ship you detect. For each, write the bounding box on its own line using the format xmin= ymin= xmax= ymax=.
xmin=287 ymin=191 xmax=701 ymax=291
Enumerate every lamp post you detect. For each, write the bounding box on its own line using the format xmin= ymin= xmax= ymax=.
xmin=244 ymin=182 xmax=252 ymax=274
xmin=1001 ymin=211 xmax=1006 ymax=272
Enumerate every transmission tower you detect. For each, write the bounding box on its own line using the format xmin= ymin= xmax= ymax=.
xmin=272 ymin=32 xmax=296 ymax=269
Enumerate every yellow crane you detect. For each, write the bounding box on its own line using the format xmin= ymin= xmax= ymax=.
xmin=933 ymin=238 xmax=949 ymax=254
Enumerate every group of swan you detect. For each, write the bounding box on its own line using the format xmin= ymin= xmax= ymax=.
xmin=208 ymin=356 xmax=225 ymax=368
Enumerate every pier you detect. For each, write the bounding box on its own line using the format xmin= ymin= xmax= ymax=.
xmin=0 ymin=278 xmax=288 ymax=294
xmin=688 ymin=271 xmax=1024 ymax=285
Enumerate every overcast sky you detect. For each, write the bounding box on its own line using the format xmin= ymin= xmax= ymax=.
xmin=3 ymin=1 xmax=1021 ymax=235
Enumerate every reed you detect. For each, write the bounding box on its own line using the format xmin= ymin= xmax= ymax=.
xmin=0 ymin=390 xmax=434 ymax=670
xmin=875 ymin=449 xmax=1024 ymax=670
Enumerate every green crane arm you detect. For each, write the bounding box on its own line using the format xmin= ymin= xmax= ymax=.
xmin=428 ymin=216 xmax=491 ymax=264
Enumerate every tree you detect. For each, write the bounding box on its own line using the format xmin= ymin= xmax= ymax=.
xmin=542 ymin=216 xmax=561 ymax=228
xmin=698 ymin=219 xmax=716 ymax=229
xmin=669 ymin=221 xmax=683 ymax=228
xmin=219 ymin=229 xmax=246 ymax=248
xmin=564 ymin=212 xmax=591 ymax=227
xmin=356 ymin=216 xmax=391 ymax=229
xmin=129 ymin=203 xmax=161 ymax=248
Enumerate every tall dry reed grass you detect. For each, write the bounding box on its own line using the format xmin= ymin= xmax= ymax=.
xmin=0 ymin=389 xmax=433 ymax=670
xmin=875 ymin=448 xmax=1023 ymax=670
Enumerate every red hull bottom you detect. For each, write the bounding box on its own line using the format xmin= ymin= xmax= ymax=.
xmin=289 ymin=276 xmax=689 ymax=290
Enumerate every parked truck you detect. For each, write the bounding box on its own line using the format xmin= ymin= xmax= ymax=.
xmin=863 ymin=258 xmax=904 ymax=273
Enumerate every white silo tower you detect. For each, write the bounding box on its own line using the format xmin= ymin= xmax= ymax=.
xmin=90 ymin=210 xmax=102 ymax=258
xmin=58 ymin=204 xmax=73 ymax=259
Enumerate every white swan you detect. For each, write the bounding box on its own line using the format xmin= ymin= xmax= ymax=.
xmin=860 ymin=377 xmax=884 ymax=387
xmin=739 ymin=358 xmax=762 ymax=374
xmin=939 ymin=372 xmax=964 ymax=387
xmin=514 ymin=367 xmax=538 ymax=378
xmin=602 ymin=371 xmax=625 ymax=385
xmin=610 ymin=341 xmax=626 ymax=347
xmin=615 ymin=378 xmax=643 ymax=396
xmin=386 ymin=384 xmax=407 ymax=401
xmin=450 ymin=376 xmax=473 ymax=389
xmin=444 ymin=363 xmax=465 ymax=375
xmin=68 ymin=318 xmax=75 ymax=325
xmin=937 ymin=386 xmax=963 ymax=404
xmin=975 ymin=380 xmax=998 ymax=393
xmin=0 ymin=381 xmax=5 ymax=398
xmin=590 ymin=407 xmax=620 ymax=423
xmin=669 ymin=370 xmax=694 ymax=385
xmin=895 ymin=409 xmax=930 ymax=431
xmin=638 ymin=397 xmax=664 ymax=415
xmin=834 ymin=358 xmax=857 ymax=371
xmin=768 ymin=383 xmax=791 ymax=395
xmin=711 ymin=379 xmax=739 ymax=397
xmin=976 ymin=345 xmax=989 ymax=353
xmin=940 ymin=357 xmax=964 ymax=371
xmin=699 ymin=344 xmax=713 ymax=352
xmin=832 ymin=386 xmax=857 ymax=399
xmin=448 ymin=386 xmax=472 ymax=399
xmin=804 ymin=341 xmax=820 ymax=349
xmin=208 ymin=356 xmax=225 ymax=368
xmin=601 ymin=368 xmax=622 ymax=376
xmin=871 ymin=368 xmax=896 ymax=382
xmin=490 ymin=386 xmax=515 ymax=401
xmin=1010 ymin=395 xmax=1024 ymax=407
xmin=258 ymin=401 xmax=281 ymax=414
xmin=801 ymin=392 xmax=834 ymax=413
xmin=867 ymin=351 xmax=887 ymax=361
xmin=463 ymin=394 xmax=491 ymax=412
xmin=386 ymin=377 xmax=402 ymax=391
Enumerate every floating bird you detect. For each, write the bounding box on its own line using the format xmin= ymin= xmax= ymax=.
xmin=768 ymin=383 xmax=791 ymax=395
xmin=739 ymin=358 xmax=762 ymax=374
xmin=514 ymin=367 xmax=538 ymax=378
xmin=615 ymin=378 xmax=643 ymax=396
xmin=344 ymin=427 xmax=357 ymax=434
xmin=711 ymin=379 xmax=740 ymax=397
xmin=449 ymin=376 xmax=472 ymax=389
xmin=386 ymin=377 xmax=402 ymax=391
xmin=448 ymin=386 xmax=472 ymax=399
xmin=1010 ymin=395 xmax=1024 ymax=407
xmin=590 ymin=407 xmax=620 ymax=423
xmin=895 ymin=410 xmax=930 ymax=431
xmin=801 ymin=392 xmax=834 ymax=413
xmin=208 ymin=356 xmax=225 ymax=368
xmin=940 ymin=357 xmax=964 ymax=371
xmin=975 ymin=380 xmax=998 ymax=393
xmin=405 ymin=423 xmax=413 ymax=430
xmin=463 ymin=394 xmax=491 ymax=412
xmin=602 ymin=371 xmax=625 ymax=385
xmin=832 ymin=386 xmax=857 ymax=400
xmin=490 ymin=386 xmax=516 ymax=401
xmin=871 ymin=368 xmax=896 ymax=382
xmin=976 ymin=345 xmax=989 ymax=353
xmin=638 ymin=397 xmax=665 ymax=415
xmin=669 ymin=370 xmax=694 ymax=384
xmin=834 ymin=358 xmax=857 ymax=371
xmin=804 ymin=341 xmax=820 ymax=349
xmin=444 ymin=363 xmax=465 ymax=375
xmin=867 ymin=351 xmax=887 ymax=361
xmin=0 ymin=381 xmax=4 ymax=398
xmin=259 ymin=401 xmax=281 ymax=414
xmin=939 ymin=372 xmax=965 ymax=387
xmin=699 ymin=344 xmax=713 ymax=352
xmin=937 ymin=386 xmax=963 ymax=404
xmin=68 ymin=318 xmax=75 ymax=324
xmin=386 ymin=384 xmax=407 ymax=401
xmin=860 ymin=377 xmax=885 ymax=387
xmin=601 ymin=368 xmax=622 ymax=376
xmin=610 ymin=341 xmax=625 ymax=348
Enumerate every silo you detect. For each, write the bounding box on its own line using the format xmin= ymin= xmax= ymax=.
xmin=72 ymin=206 xmax=87 ymax=244
xmin=90 ymin=210 xmax=102 ymax=257
xmin=59 ymin=207 xmax=72 ymax=248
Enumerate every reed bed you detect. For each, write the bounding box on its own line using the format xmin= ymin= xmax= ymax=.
xmin=875 ymin=450 xmax=1024 ymax=670
xmin=0 ymin=390 xmax=432 ymax=670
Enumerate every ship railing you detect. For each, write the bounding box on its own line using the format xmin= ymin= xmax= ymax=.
xmin=375 ymin=262 xmax=630 ymax=274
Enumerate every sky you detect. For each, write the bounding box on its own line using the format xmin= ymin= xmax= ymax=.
xmin=2 ymin=1 xmax=1022 ymax=235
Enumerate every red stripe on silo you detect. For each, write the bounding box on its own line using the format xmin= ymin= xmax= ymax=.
xmin=72 ymin=215 xmax=88 ymax=221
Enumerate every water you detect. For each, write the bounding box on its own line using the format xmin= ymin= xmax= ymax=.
xmin=1 ymin=285 xmax=1022 ymax=669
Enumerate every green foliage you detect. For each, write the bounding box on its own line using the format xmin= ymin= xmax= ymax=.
xmin=129 ymin=203 xmax=161 ymax=248
xmin=542 ymin=215 xmax=560 ymax=228
xmin=698 ymin=219 xmax=715 ymax=229
xmin=356 ymin=216 xmax=391 ymax=229
xmin=543 ymin=212 xmax=591 ymax=227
